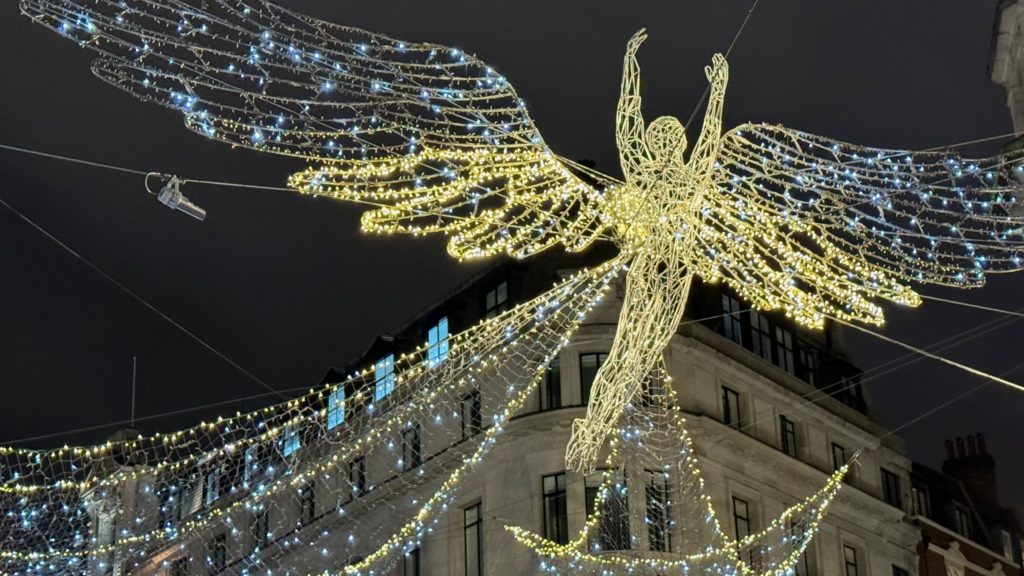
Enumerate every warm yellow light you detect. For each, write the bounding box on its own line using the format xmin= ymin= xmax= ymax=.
xmin=15 ymin=0 xmax=1024 ymax=572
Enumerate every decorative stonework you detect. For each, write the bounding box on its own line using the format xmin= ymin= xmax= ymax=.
xmin=993 ymin=0 xmax=1024 ymax=134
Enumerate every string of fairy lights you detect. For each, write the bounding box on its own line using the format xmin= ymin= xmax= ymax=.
xmin=0 ymin=254 xmax=625 ymax=575
xmin=7 ymin=0 xmax=1024 ymax=574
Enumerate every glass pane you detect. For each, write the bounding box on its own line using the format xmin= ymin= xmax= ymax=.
xmin=832 ymin=444 xmax=845 ymax=470
xmin=464 ymin=505 xmax=481 ymax=576
xmin=465 ymin=530 xmax=480 ymax=576
xmin=580 ymin=354 xmax=607 ymax=404
xmin=328 ymin=388 xmax=345 ymax=429
xmin=374 ymin=354 xmax=395 ymax=400
xmin=733 ymin=497 xmax=750 ymax=538
xmin=542 ymin=358 xmax=562 ymax=410
xmin=646 ymin=470 xmax=671 ymax=552
xmin=404 ymin=549 xmax=420 ymax=576
xmin=543 ymin=473 xmax=568 ymax=545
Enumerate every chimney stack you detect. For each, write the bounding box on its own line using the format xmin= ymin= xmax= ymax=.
xmin=942 ymin=433 xmax=1000 ymax=512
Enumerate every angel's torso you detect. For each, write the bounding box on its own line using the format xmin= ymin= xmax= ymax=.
xmin=611 ymin=155 xmax=716 ymax=258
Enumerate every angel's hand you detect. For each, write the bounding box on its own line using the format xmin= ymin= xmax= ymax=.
xmin=705 ymin=53 xmax=729 ymax=82
xmin=627 ymin=28 xmax=648 ymax=55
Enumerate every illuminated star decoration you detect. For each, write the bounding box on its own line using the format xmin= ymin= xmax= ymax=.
xmin=15 ymin=0 xmax=1024 ymax=573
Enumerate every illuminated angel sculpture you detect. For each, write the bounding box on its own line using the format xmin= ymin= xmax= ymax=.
xmin=20 ymin=0 xmax=1024 ymax=473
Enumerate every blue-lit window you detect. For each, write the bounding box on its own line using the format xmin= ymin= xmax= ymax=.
xmin=327 ymin=386 xmax=345 ymax=430
xmin=428 ymin=317 xmax=450 ymax=366
xmin=282 ymin=424 xmax=300 ymax=457
xmin=374 ymin=354 xmax=396 ymax=401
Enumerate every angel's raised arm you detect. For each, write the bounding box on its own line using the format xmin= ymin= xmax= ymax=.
xmin=690 ymin=54 xmax=729 ymax=174
xmin=616 ymin=30 xmax=653 ymax=179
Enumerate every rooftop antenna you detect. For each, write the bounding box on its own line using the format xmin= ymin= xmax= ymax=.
xmin=131 ymin=355 xmax=137 ymax=429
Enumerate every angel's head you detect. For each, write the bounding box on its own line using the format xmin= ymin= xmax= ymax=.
xmin=646 ymin=116 xmax=687 ymax=162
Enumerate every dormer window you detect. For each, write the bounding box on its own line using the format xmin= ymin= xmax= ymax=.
xmin=282 ymin=423 xmax=300 ymax=457
xmin=327 ymin=386 xmax=346 ymax=430
xmin=374 ymin=354 xmax=396 ymax=401
xmin=427 ymin=317 xmax=450 ymax=366
xmin=484 ymin=280 xmax=509 ymax=318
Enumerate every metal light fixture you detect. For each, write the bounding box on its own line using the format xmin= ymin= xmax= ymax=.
xmin=150 ymin=174 xmax=206 ymax=221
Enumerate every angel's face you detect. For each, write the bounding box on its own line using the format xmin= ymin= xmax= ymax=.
xmin=646 ymin=116 xmax=687 ymax=163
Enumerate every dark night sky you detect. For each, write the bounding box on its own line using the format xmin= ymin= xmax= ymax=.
xmin=1 ymin=1 xmax=1022 ymax=516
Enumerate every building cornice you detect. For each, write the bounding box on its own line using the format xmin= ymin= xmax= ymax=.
xmin=673 ymin=322 xmax=903 ymax=453
xmin=915 ymin=515 xmax=1021 ymax=570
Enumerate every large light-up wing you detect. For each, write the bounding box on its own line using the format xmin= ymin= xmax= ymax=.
xmin=697 ymin=122 xmax=1024 ymax=328
xmin=21 ymin=0 xmax=612 ymax=259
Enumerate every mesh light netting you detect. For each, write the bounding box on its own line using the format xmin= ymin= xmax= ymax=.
xmin=0 ymin=258 xmax=625 ymax=575
xmin=510 ymin=364 xmax=849 ymax=576
xmin=0 ymin=255 xmax=851 ymax=576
